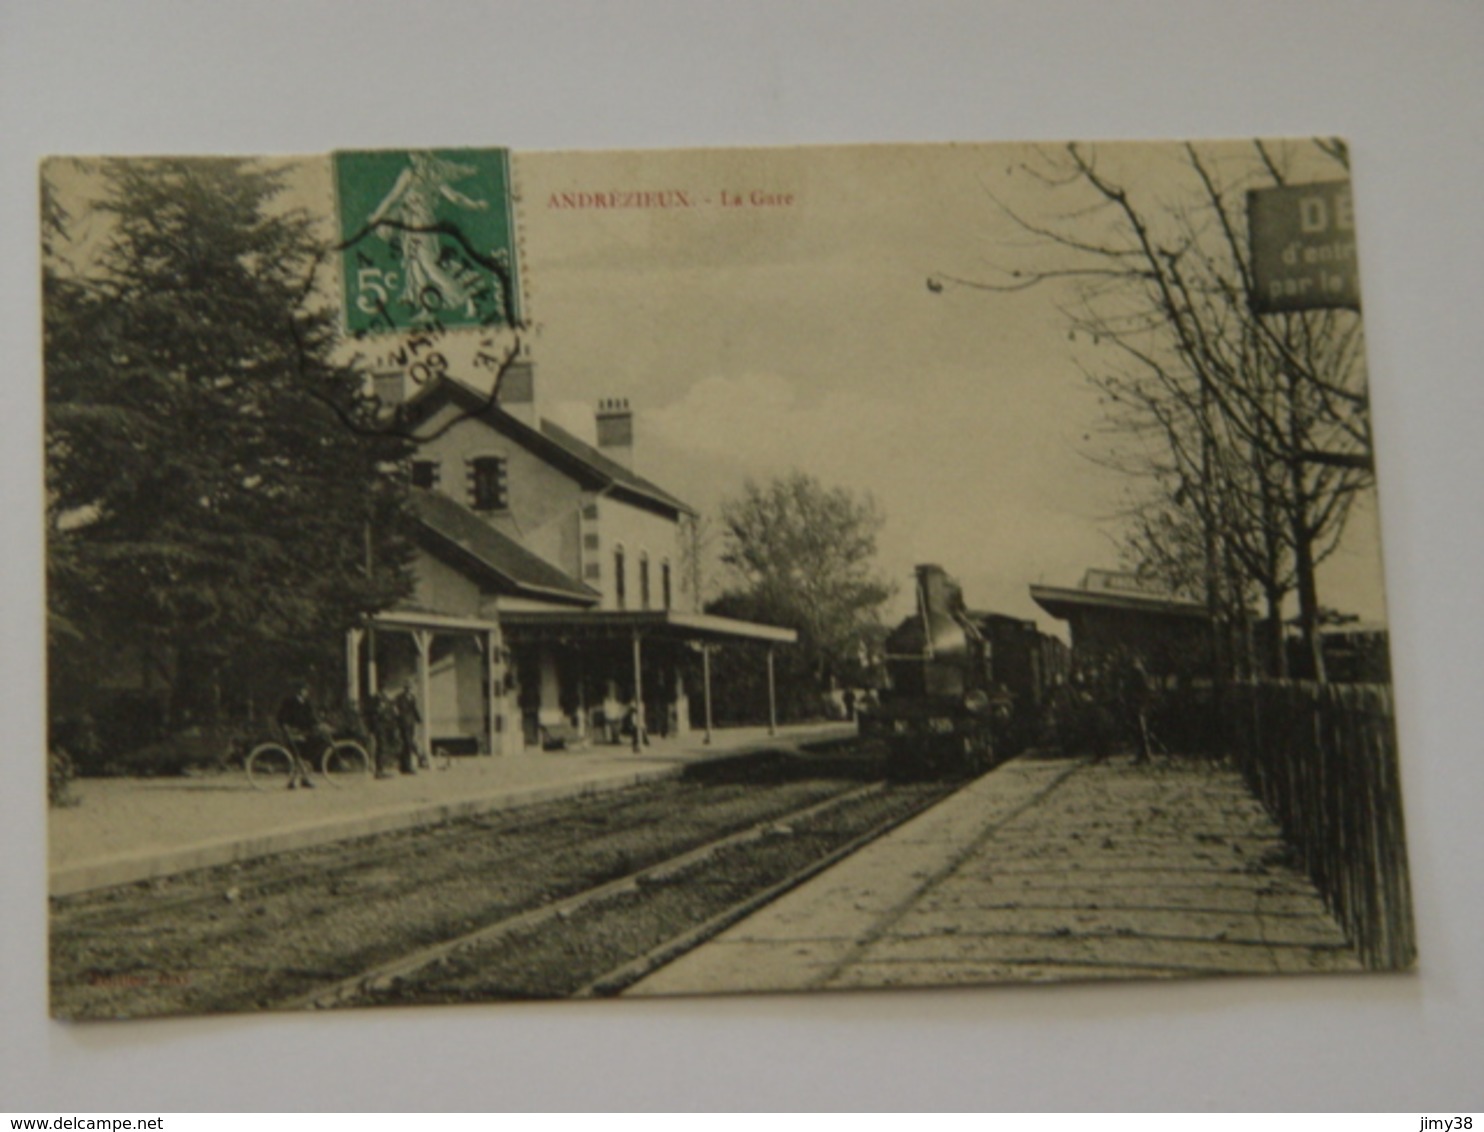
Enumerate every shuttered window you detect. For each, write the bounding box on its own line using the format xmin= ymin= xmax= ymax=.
xmin=469 ymin=456 xmax=508 ymax=511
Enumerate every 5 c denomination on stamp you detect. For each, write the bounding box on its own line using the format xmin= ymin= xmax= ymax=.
xmin=334 ymin=148 xmax=521 ymax=335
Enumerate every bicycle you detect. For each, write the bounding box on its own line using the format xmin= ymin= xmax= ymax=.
xmin=245 ymin=729 xmax=372 ymax=791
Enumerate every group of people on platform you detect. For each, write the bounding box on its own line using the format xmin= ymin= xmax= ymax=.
xmin=364 ymin=682 xmax=425 ymax=777
xmin=276 ymin=680 xmax=423 ymax=788
xmin=1048 ymin=653 xmax=1156 ymax=763
xmin=840 ymin=687 xmax=879 ymax=722
xmin=593 ymin=694 xmax=656 ymax=749
xmin=274 ymin=653 xmax=1160 ymax=780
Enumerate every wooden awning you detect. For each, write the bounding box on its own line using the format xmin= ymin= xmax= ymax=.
xmin=498 ymin=609 xmax=797 ymax=646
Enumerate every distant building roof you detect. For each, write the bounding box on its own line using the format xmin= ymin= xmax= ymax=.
xmin=1030 ymin=581 xmax=1208 ymax=622
xmin=1079 ymin=569 xmax=1183 ymax=599
xmin=1318 ymin=620 xmax=1389 ymax=637
xmin=411 ymin=488 xmax=599 ymax=606
xmin=401 ymin=375 xmax=694 ymax=518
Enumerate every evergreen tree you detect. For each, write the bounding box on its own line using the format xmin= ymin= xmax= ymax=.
xmin=45 ymin=158 xmax=413 ymax=738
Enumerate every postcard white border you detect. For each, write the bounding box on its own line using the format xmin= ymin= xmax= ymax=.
xmin=3 ymin=0 xmax=1481 ymax=1112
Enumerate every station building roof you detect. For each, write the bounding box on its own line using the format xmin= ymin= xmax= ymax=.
xmin=1030 ymin=570 xmax=1209 ymax=623
xmin=401 ymin=375 xmax=694 ymax=519
xmin=411 ymin=487 xmax=599 ymax=606
xmin=499 ymin=608 xmax=797 ymax=646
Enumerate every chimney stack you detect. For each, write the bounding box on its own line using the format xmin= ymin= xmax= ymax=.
xmin=372 ymin=369 xmax=408 ymax=408
xmin=495 ymin=358 xmax=537 ymax=428
xmin=595 ymin=397 xmax=634 ymax=469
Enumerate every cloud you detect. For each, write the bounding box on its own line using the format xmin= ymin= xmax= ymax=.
xmin=640 ymin=370 xmax=1130 ymax=624
xmin=543 ymin=399 xmax=599 ymax=445
xmin=647 ymin=371 xmax=906 ymax=478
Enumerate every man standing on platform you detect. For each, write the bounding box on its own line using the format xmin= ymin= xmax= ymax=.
xmin=625 ymin=698 xmax=649 ymax=752
xmin=276 ymin=682 xmax=321 ymax=789
xmin=366 ymin=688 xmax=400 ymax=779
xmin=395 ymin=680 xmax=423 ymax=774
xmin=1123 ymin=656 xmax=1154 ymax=765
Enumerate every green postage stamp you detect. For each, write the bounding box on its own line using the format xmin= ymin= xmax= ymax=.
xmin=333 ymin=147 xmax=521 ymax=334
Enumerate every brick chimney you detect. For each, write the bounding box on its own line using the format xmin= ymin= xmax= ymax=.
xmin=372 ymin=369 xmax=408 ymax=408
xmin=595 ymin=397 xmax=634 ymax=469
xmin=496 ymin=358 xmax=537 ymax=428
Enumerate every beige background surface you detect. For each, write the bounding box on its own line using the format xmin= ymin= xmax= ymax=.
xmin=4 ymin=0 xmax=1482 ymax=1112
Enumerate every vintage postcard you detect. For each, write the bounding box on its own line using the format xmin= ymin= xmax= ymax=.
xmin=43 ymin=140 xmax=1412 ymax=1020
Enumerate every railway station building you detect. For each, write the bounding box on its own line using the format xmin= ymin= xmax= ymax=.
xmin=344 ymin=362 xmax=795 ymax=758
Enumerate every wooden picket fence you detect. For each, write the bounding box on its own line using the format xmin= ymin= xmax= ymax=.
xmin=1223 ymin=680 xmax=1416 ymax=970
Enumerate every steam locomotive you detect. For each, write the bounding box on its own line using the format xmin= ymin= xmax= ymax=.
xmin=860 ymin=564 xmax=1067 ymax=779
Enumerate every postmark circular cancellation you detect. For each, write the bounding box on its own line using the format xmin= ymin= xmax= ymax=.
xmin=326 ymin=147 xmax=529 ymax=407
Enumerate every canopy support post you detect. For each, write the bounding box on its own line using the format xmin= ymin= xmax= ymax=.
xmin=631 ymin=631 xmax=645 ymax=752
xmin=345 ymin=628 xmax=363 ymax=709
xmin=702 ymin=644 xmax=714 ymax=745
xmin=366 ymin=627 xmax=379 ymax=696
xmin=413 ymin=628 xmax=432 ymax=764
xmin=766 ymin=645 xmax=777 ymax=736
xmin=486 ymin=629 xmax=501 ymax=757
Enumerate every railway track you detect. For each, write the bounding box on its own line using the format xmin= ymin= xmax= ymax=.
xmin=51 ymin=751 xmax=962 ymax=1019
xmin=313 ymin=778 xmax=958 ymax=1008
xmin=53 ymin=776 xmax=728 ymax=935
xmin=53 ymin=748 xmax=855 ymax=935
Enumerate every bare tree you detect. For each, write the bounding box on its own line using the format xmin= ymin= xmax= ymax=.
xmin=934 ymin=140 xmax=1373 ymax=680
xmin=677 ymin=511 xmax=720 ymax=611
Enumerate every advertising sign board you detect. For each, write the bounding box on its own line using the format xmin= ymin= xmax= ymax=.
xmin=1247 ymin=180 xmax=1360 ymax=313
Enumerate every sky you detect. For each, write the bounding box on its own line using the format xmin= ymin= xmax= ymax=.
xmin=46 ymin=142 xmax=1390 ymax=630
xmin=513 ymin=141 xmax=1389 ymax=627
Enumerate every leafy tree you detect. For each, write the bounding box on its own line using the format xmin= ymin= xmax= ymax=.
xmin=44 ymin=157 xmax=414 ymax=742
xmin=705 ymin=472 xmax=892 ymax=720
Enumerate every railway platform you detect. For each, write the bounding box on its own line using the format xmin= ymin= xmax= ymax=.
xmin=628 ymin=751 xmax=1364 ymax=995
xmin=48 ymin=722 xmax=853 ymax=898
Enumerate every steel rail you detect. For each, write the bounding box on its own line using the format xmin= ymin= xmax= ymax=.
xmin=573 ymin=780 xmax=963 ymax=998
xmin=278 ymin=782 xmax=889 ymax=1011
xmin=51 ymin=778 xmax=719 ymax=934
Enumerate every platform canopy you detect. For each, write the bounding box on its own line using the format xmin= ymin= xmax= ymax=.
xmin=500 ymin=608 xmax=796 ymax=746
xmin=371 ymin=608 xmax=502 ymax=635
xmin=498 ymin=608 xmax=796 ymax=646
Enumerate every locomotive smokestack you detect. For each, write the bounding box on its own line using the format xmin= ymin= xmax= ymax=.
xmin=916 ymin=564 xmax=971 ymax=660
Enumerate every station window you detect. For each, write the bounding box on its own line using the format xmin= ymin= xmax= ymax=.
xmin=410 ymin=460 xmax=440 ymax=490
xmin=662 ymin=560 xmax=672 ymax=610
xmin=470 ymin=456 xmax=508 ymax=511
xmin=640 ymin=552 xmax=651 ymax=610
xmin=614 ymin=545 xmax=626 ymax=610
